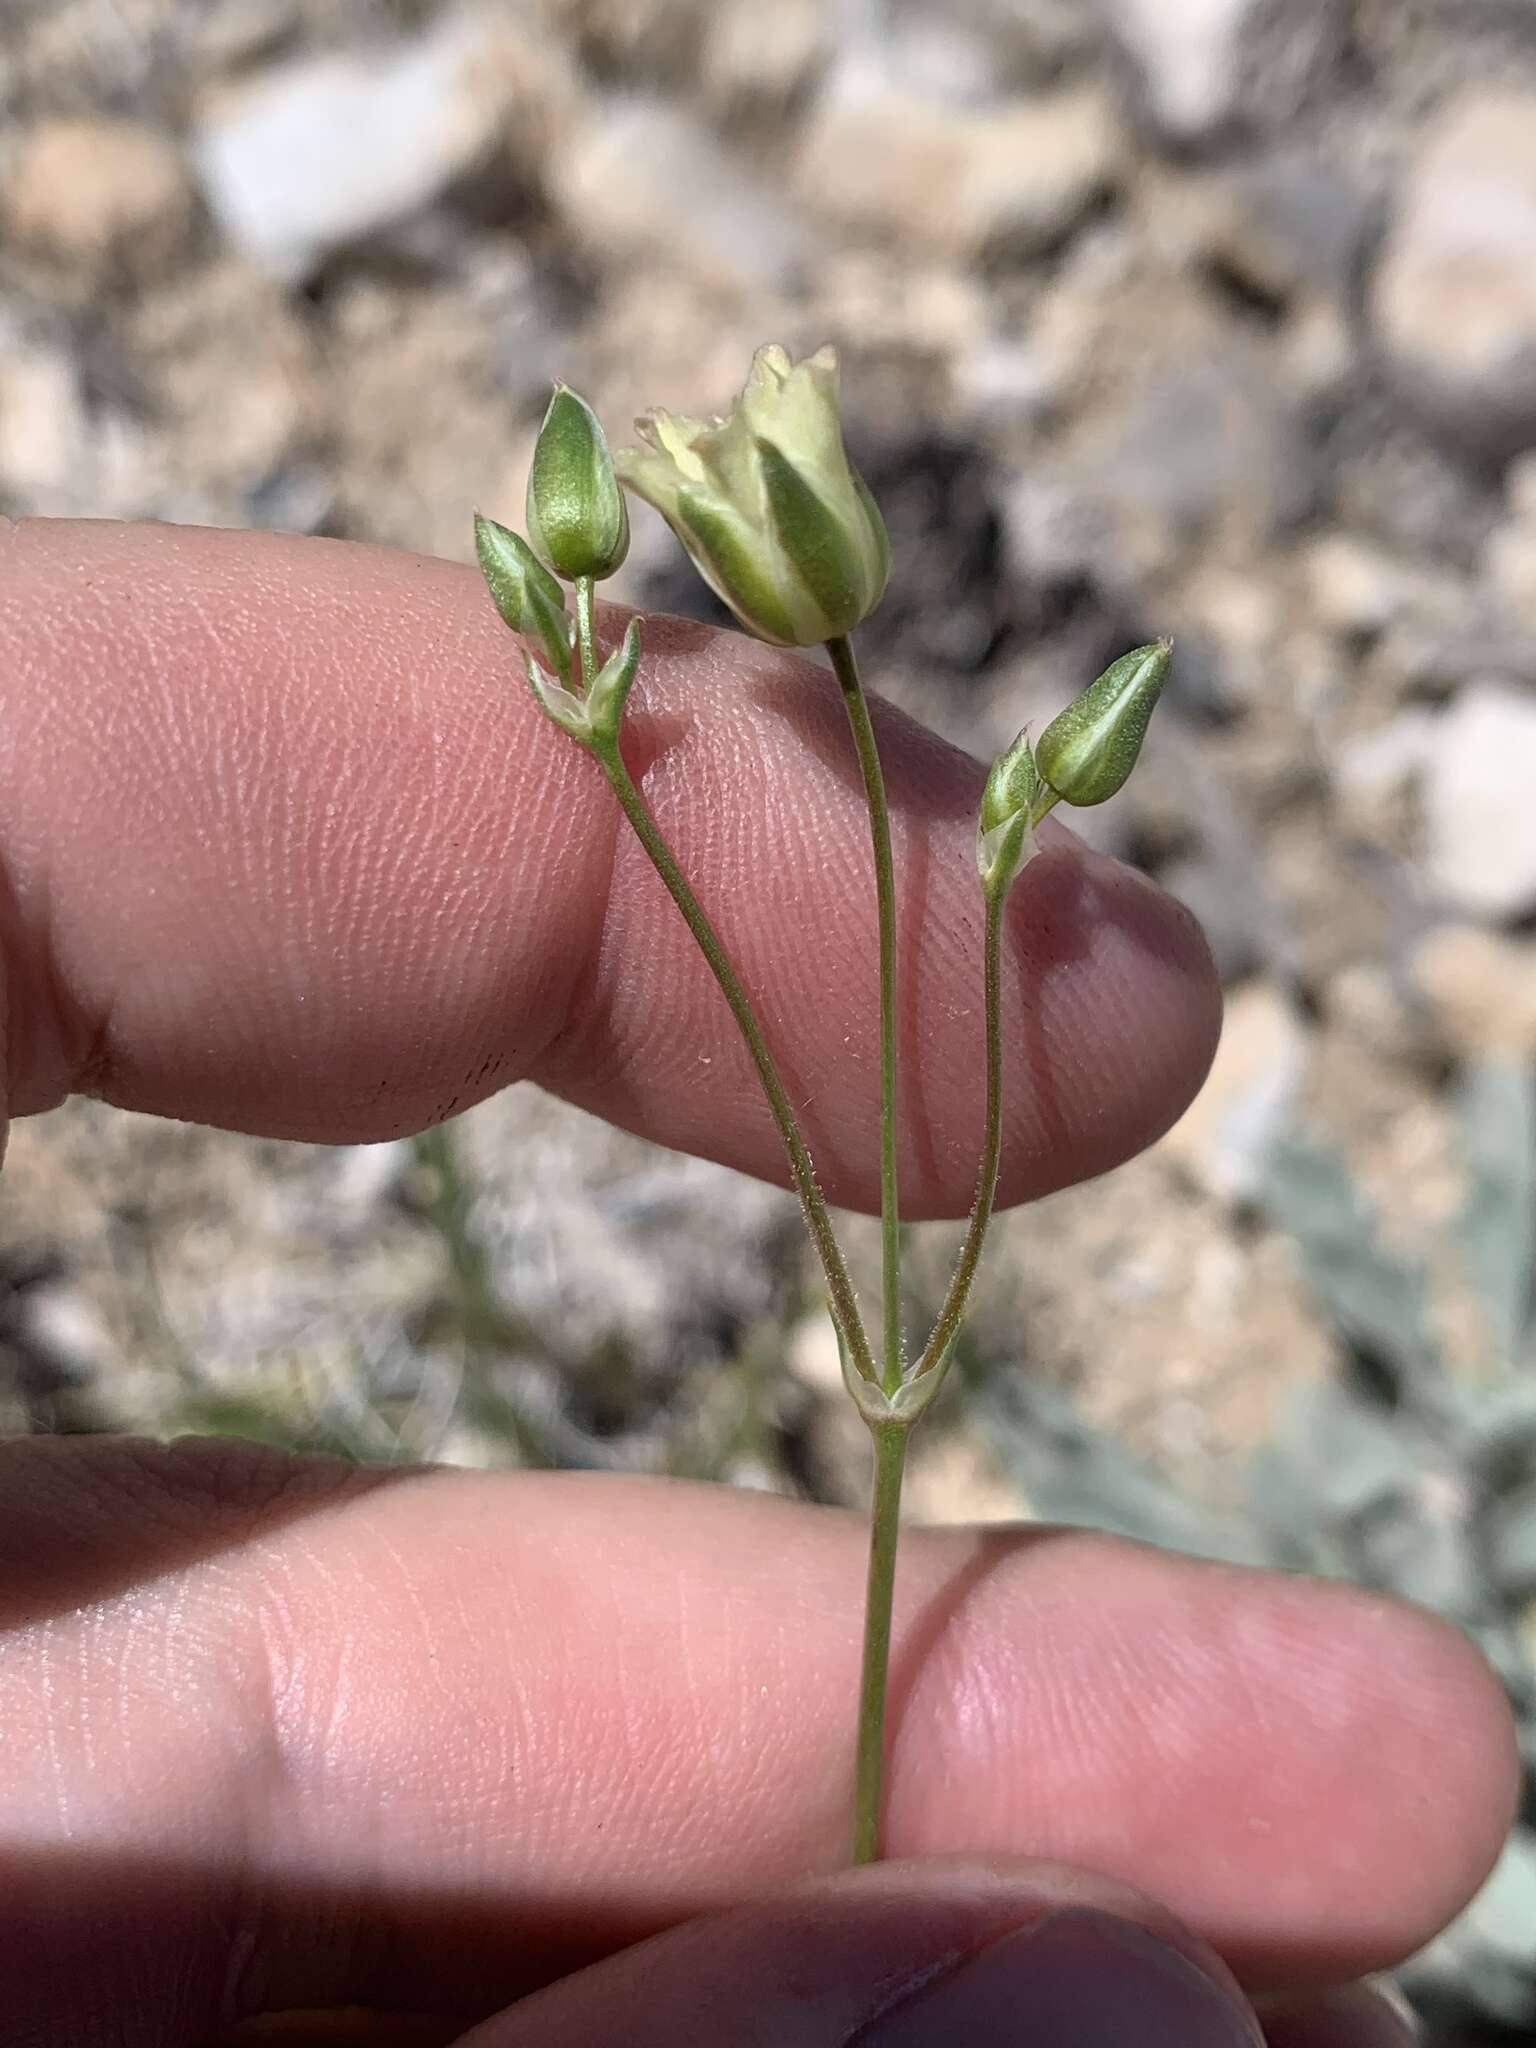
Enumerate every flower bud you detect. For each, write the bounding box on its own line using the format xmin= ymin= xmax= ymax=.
xmin=474 ymin=513 xmax=573 ymax=680
xmin=977 ymin=726 xmax=1041 ymax=895
xmin=526 ymin=384 xmax=630 ymax=582
xmin=613 ymin=343 xmax=889 ymax=648
xmin=1034 ymin=639 xmax=1172 ymax=807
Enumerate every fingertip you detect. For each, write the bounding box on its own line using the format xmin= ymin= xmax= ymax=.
xmin=993 ymin=831 xmax=1223 ymax=1203
xmin=454 ymin=1860 xmax=1261 ymax=2048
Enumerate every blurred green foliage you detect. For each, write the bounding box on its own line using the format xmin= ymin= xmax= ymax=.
xmin=965 ymin=1058 xmax=1536 ymax=2041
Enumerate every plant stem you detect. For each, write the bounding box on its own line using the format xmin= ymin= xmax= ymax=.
xmin=574 ymin=577 xmax=598 ymax=691
xmin=592 ymin=736 xmax=877 ymax=1387
xmin=826 ymin=635 xmax=903 ymax=1395
xmin=912 ymin=884 xmax=1006 ymax=1382
xmin=851 ymin=1418 xmax=910 ymax=1863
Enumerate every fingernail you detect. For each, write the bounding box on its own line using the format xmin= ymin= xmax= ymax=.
xmin=862 ymin=1907 xmax=1262 ymax=2047
xmin=1258 ymin=1981 xmax=1419 ymax=2046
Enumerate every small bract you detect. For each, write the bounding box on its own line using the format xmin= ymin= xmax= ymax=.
xmin=977 ymin=725 xmax=1042 ymax=895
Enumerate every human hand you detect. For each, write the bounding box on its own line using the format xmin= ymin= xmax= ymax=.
xmin=0 ymin=520 xmax=1516 ymax=2043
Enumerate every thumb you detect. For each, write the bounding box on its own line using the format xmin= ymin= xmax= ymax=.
xmin=450 ymin=1859 xmax=1272 ymax=2047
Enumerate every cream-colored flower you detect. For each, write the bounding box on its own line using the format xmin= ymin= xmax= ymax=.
xmin=614 ymin=344 xmax=889 ymax=647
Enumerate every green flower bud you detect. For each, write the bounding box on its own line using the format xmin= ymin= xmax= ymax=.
xmin=613 ymin=343 xmax=890 ymax=648
xmin=1034 ymin=639 xmax=1172 ymax=807
xmin=977 ymin=726 xmax=1041 ymax=895
xmin=526 ymin=384 xmax=630 ymax=582
xmin=474 ymin=512 xmax=573 ymax=680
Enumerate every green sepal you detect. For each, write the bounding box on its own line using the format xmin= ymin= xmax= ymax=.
xmin=526 ymin=384 xmax=630 ymax=582
xmin=851 ymin=467 xmax=892 ymax=593
xmin=674 ymin=487 xmax=804 ymax=646
xmin=1035 ymin=639 xmax=1172 ymax=807
xmin=755 ymin=436 xmax=874 ymax=640
xmin=474 ymin=513 xmax=573 ymax=680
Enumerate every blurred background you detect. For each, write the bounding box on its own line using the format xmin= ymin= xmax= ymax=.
xmin=4 ymin=0 xmax=1536 ymax=2033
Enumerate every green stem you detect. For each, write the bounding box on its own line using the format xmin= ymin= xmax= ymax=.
xmin=569 ymin=590 xmax=873 ymax=1384
xmin=826 ymin=635 xmax=902 ymax=1395
xmin=851 ymin=1418 xmax=910 ymax=1863
xmin=593 ymin=737 xmax=877 ymax=1388
xmin=912 ymin=884 xmax=1006 ymax=1382
xmin=574 ymin=578 xmax=599 ymax=691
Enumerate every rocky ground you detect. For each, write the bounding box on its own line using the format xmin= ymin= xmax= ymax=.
xmin=4 ymin=0 xmax=1536 ymax=1534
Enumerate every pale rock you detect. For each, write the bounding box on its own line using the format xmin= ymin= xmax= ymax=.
xmin=0 ymin=318 xmax=157 ymax=516
xmin=1487 ymin=453 xmax=1536 ymax=634
xmin=891 ymin=0 xmax=1104 ymax=83
xmin=1305 ymin=533 xmax=1419 ymax=642
xmin=1412 ymin=926 xmax=1536 ymax=1061
xmin=1103 ymin=0 xmax=1344 ymax=141
xmin=787 ymin=1312 xmax=845 ymax=1397
xmin=1159 ymin=984 xmax=1309 ymax=1202
xmin=1281 ymin=295 xmax=1356 ymax=399
xmin=1105 ymin=0 xmax=1253 ymax=136
xmin=465 ymin=9 xmax=582 ymax=185
xmin=952 ymin=337 xmax=1059 ymax=431
xmin=1182 ymin=562 xmax=1281 ymax=663
xmin=1160 ymin=854 xmax=1265 ymax=985
xmin=904 ymin=1431 xmax=1029 ymax=1526
xmin=1332 ymin=710 xmax=1436 ymax=841
xmin=1324 ymin=963 xmax=1423 ymax=1064
xmin=1372 ymin=91 xmax=1536 ymax=454
xmin=534 ymin=0 xmax=710 ymax=85
xmin=0 ymin=345 xmax=89 ymax=503
xmin=194 ymin=11 xmax=560 ymax=282
xmin=1423 ymin=682 xmax=1536 ymax=922
xmin=183 ymin=0 xmax=303 ymax=71
xmin=797 ymin=81 xmax=1123 ymax=260
xmin=1484 ymin=511 xmax=1536 ymax=636
xmin=837 ymin=0 xmax=1101 ymax=109
xmin=331 ymin=1139 xmax=414 ymax=1210
xmin=874 ymin=18 xmax=1009 ymax=107
xmin=700 ymin=0 xmax=831 ymax=120
xmin=3 ymin=116 xmax=195 ymax=285
xmin=1014 ymin=348 xmax=1308 ymax=583
xmin=814 ymin=252 xmax=989 ymax=364
xmin=549 ymin=99 xmax=806 ymax=292
xmin=1003 ymin=469 xmax=1110 ymax=591
xmin=1508 ymin=452 xmax=1536 ymax=521
xmin=127 ymin=262 xmax=315 ymax=487
xmin=19 ymin=1285 xmax=116 ymax=1377
xmin=1189 ymin=151 xmax=1371 ymax=306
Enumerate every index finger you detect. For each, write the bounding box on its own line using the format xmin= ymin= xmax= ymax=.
xmin=0 ymin=518 xmax=1218 ymax=1213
